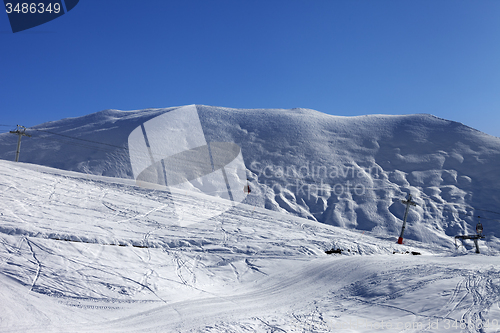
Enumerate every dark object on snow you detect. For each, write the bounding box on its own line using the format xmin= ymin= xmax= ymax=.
xmin=393 ymin=250 xmax=421 ymax=255
xmin=325 ymin=248 xmax=342 ymax=254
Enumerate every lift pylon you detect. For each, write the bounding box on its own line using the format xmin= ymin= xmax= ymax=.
xmin=9 ymin=125 xmax=31 ymax=162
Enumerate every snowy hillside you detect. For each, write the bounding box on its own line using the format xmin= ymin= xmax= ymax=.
xmin=1 ymin=105 xmax=499 ymax=248
xmin=1 ymin=160 xmax=500 ymax=332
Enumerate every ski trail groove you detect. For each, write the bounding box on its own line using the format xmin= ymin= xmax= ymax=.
xmin=24 ymin=237 xmax=42 ymax=293
xmin=460 ymin=269 xmax=500 ymax=333
xmin=254 ymin=317 xmax=287 ymax=333
xmin=443 ymin=277 xmax=467 ymax=318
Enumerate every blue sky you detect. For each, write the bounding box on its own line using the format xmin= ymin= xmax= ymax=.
xmin=1 ymin=0 xmax=500 ymax=137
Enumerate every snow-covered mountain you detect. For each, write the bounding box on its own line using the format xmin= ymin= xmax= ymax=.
xmin=2 ymin=105 xmax=500 ymax=332
xmin=1 ymin=105 xmax=499 ymax=248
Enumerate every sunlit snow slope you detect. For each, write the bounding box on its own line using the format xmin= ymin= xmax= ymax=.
xmin=1 ymin=160 xmax=500 ymax=333
xmin=1 ymin=105 xmax=499 ymax=247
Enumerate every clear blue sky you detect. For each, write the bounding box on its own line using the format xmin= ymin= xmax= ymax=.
xmin=1 ymin=0 xmax=500 ymax=137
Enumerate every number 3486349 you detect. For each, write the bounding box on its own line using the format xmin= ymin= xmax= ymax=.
xmin=5 ymin=2 xmax=62 ymax=14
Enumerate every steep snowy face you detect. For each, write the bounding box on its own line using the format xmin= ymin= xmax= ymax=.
xmin=196 ymin=106 xmax=500 ymax=246
xmin=0 ymin=105 xmax=499 ymax=246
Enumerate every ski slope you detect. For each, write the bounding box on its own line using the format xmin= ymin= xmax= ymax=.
xmin=1 ymin=160 xmax=500 ymax=333
xmin=1 ymin=105 xmax=499 ymax=247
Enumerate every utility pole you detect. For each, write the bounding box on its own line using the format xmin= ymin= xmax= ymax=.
xmin=9 ymin=125 xmax=31 ymax=162
xmin=397 ymin=193 xmax=417 ymax=244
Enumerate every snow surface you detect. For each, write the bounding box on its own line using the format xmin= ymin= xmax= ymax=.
xmin=1 ymin=105 xmax=500 ymax=332
xmin=1 ymin=160 xmax=500 ymax=332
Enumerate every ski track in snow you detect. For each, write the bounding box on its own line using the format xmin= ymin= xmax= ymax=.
xmin=24 ymin=237 xmax=41 ymax=292
xmin=0 ymin=161 xmax=499 ymax=332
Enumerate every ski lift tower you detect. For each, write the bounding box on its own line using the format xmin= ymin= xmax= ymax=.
xmin=9 ymin=125 xmax=31 ymax=162
xmin=397 ymin=193 xmax=417 ymax=244
xmin=455 ymin=218 xmax=485 ymax=254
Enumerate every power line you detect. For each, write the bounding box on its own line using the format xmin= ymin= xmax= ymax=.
xmin=33 ymin=133 xmax=128 ymax=155
xmin=4 ymin=126 xmax=500 ymax=220
xmin=27 ymin=128 xmax=248 ymax=173
xmin=30 ymin=128 xmax=126 ymax=150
